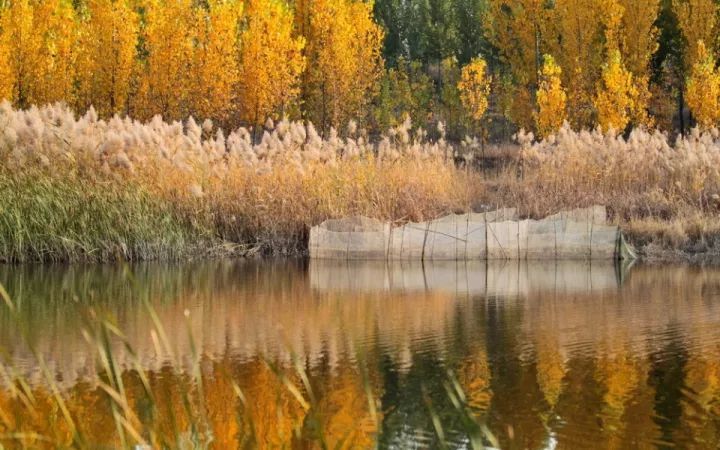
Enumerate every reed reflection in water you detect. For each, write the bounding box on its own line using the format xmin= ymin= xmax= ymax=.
xmin=0 ymin=260 xmax=719 ymax=449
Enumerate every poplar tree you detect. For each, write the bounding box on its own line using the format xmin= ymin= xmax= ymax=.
xmin=238 ymin=0 xmax=304 ymax=125
xmin=548 ymin=0 xmax=605 ymax=129
xmin=136 ymin=0 xmax=194 ymax=120
xmin=458 ymin=56 xmax=491 ymax=124
xmin=301 ymin=0 xmax=384 ymax=131
xmin=535 ymin=55 xmax=567 ymax=137
xmin=595 ymin=50 xmax=638 ymax=131
xmin=0 ymin=4 xmax=14 ymax=101
xmin=189 ymin=0 xmax=242 ymax=122
xmin=0 ymin=0 xmax=78 ymax=107
xmin=673 ymin=0 xmax=717 ymax=69
xmin=685 ymin=40 xmax=720 ymax=128
xmin=485 ymin=0 xmax=548 ymax=130
xmin=594 ymin=0 xmax=643 ymax=131
xmin=77 ymin=0 xmax=139 ymax=116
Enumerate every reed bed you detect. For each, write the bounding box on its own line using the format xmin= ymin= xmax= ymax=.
xmin=0 ymin=103 xmax=478 ymax=261
xmin=485 ymin=126 xmax=720 ymax=256
xmin=2 ymin=102 xmax=720 ymax=261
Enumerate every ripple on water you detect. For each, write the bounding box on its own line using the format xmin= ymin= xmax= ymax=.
xmin=0 ymin=261 xmax=719 ymax=448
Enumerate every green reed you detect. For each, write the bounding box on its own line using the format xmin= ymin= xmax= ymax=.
xmin=0 ymin=279 xmax=497 ymax=449
xmin=0 ymin=170 xmax=212 ymax=263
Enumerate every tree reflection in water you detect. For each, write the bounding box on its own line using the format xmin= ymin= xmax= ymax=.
xmin=0 ymin=260 xmax=719 ymax=448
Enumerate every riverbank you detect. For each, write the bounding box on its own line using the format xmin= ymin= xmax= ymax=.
xmin=1 ymin=103 xmax=719 ymax=263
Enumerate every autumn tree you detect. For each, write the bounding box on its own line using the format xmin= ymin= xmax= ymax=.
xmin=618 ymin=0 xmax=660 ymax=126
xmin=0 ymin=5 xmax=14 ymax=101
xmin=535 ymin=55 xmax=567 ymax=137
xmin=238 ymin=0 xmax=304 ymax=126
xmin=0 ymin=0 xmax=35 ymax=105
xmin=29 ymin=0 xmax=77 ymax=105
xmin=136 ymin=0 xmax=194 ymax=120
xmin=458 ymin=56 xmax=491 ymax=126
xmin=673 ymin=0 xmax=717 ymax=70
xmin=547 ymin=0 xmax=605 ymax=129
xmin=595 ymin=0 xmax=643 ymax=131
xmin=189 ymin=0 xmax=242 ymax=122
xmin=620 ymin=0 xmax=660 ymax=86
xmin=595 ymin=50 xmax=638 ymax=131
xmin=685 ymin=41 xmax=720 ymax=128
xmin=598 ymin=0 xmax=658 ymax=127
xmin=486 ymin=0 xmax=549 ymax=130
xmin=439 ymin=56 xmax=465 ymax=138
xmin=0 ymin=0 xmax=78 ymax=107
xmin=76 ymin=0 xmax=139 ymax=116
xmin=301 ymin=0 xmax=384 ymax=132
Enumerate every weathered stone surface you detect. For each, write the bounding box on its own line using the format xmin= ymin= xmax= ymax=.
xmin=309 ymin=206 xmax=634 ymax=261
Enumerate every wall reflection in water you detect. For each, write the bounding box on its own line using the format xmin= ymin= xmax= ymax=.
xmin=0 ymin=260 xmax=719 ymax=449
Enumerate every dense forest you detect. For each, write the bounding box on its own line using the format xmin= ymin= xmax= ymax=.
xmin=1 ymin=0 xmax=720 ymax=264
xmin=1 ymin=0 xmax=718 ymax=141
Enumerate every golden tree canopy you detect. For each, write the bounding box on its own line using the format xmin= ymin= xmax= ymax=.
xmin=76 ymin=0 xmax=139 ymax=116
xmin=601 ymin=0 xmax=655 ymax=127
xmin=0 ymin=7 xmax=14 ymax=101
xmin=535 ymin=54 xmax=567 ymax=137
xmin=0 ymin=0 xmax=78 ymax=107
xmin=458 ymin=57 xmax=491 ymax=123
xmin=238 ymin=0 xmax=304 ymax=125
xmin=674 ymin=0 xmax=718 ymax=70
xmin=189 ymin=0 xmax=243 ymax=122
xmin=136 ymin=0 xmax=195 ymax=120
xmin=485 ymin=0 xmax=548 ymax=130
xmin=547 ymin=0 xmax=605 ymax=129
xmin=595 ymin=50 xmax=638 ymax=132
xmin=301 ymin=0 xmax=384 ymax=131
xmin=686 ymin=41 xmax=720 ymax=129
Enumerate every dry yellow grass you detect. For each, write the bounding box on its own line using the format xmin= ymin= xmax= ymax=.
xmin=481 ymin=126 xmax=720 ymax=256
xmin=0 ymin=103 xmax=480 ymax=259
xmin=2 ymin=103 xmax=719 ymax=261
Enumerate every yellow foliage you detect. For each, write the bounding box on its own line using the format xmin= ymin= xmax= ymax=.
xmin=486 ymin=0 xmax=548 ymax=130
xmin=29 ymin=0 xmax=77 ymax=105
xmin=548 ymin=0 xmax=605 ymax=129
xmin=136 ymin=0 xmax=195 ymax=120
xmin=302 ymin=0 xmax=384 ymax=131
xmin=238 ymin=0 xmax=304 ymax=125
xmin=0 ymin=0 xmax=78 ymax=107
xmin=76 ymin=0 xmax=139 ymax=116
xmin=595 ymin=50 xmax=638 ymax=132
xmin=608 ymin=0 xmax=658 ymax=127
xmin=535 ymin=54 xmax=567 ymax=137
xmin=189 ymin=0 xmax=242 ymax=122
xmin=619 ymin=0 xmax=660 ymax=79
xmin=458 ymin=57 xmax=491 ymax=123
xmin=0 ymin=7 xmax=14 ymax=101
xmin=602 ymin=0 xmax=625 ymax=53
xmin=686 ymin=41 xmax=720 ymax=129
xmin=674 ymin=0 xmax=717 ymax=69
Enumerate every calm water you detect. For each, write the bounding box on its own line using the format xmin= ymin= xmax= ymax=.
xmin=1 ymin=260 xmax=720 ymax=449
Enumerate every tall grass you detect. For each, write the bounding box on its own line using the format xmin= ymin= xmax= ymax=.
xmin=0 ymin=103 xmax=479 ymax=261
xmin=2 ymin=102 xmax=720 ymax=261
xmin=0 ymin=171 xmax=213 ymax=263
xmin=485 ymin=126 xmax=720 ymax=255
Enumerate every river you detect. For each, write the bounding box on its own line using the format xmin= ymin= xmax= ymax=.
xmin=0 ymin=260 xmax=719 ymax=448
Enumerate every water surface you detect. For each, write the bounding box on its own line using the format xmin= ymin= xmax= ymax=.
xmin=1 ymin=260 xmax=719 ymax=448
